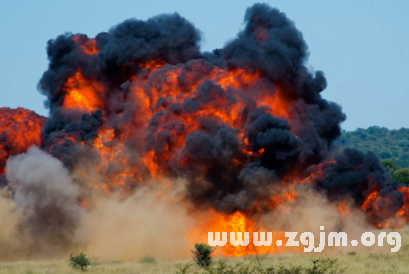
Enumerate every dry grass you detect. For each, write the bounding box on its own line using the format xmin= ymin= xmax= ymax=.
xmin=1 ymin=249 xmax=409 ymax=274
xmin=2 ymin=227 xmax=409 ymax=274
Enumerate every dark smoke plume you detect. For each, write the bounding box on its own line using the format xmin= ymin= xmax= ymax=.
xmin=34 ymin=3 xmax=347 ymax=213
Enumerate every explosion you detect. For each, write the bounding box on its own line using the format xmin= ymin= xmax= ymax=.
xmin=0 ymin=107 xmax=45 ymax=185
xmin=1 ymin=3 xmax=408 ymax=259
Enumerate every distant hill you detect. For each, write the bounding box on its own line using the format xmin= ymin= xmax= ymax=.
xmin=336 ymin=126 xmax=409 ymax=168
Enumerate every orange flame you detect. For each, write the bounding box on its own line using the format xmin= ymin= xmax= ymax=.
xmin=52 ymin=43 xmax=409 ymax=256
xmin=189 ymin=210 xmax=302 ymax=257
xmin=72 ymin=34 xmax=98 ymax=54
xmin=0 ymin=107 xmax=45 ymax=174
xmin=62 ymin=71 xmax=105 ymax=112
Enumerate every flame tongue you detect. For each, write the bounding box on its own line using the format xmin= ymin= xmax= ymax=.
xmin=221 ymin=212 xmax=256 ymax=256
xmin=193 ymin=210 xmax=301 ymax=256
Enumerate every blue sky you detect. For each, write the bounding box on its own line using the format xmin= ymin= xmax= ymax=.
xmin=0 ymin=0 xmax=408 ymax=131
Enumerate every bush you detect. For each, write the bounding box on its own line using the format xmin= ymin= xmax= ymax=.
xmin=68 ymin=252 xmax=91 ymax=271
xmin=174 ymin=263 xmax=193 ymax=274
xmin=393 ymin=168 xmax=409 ymax=185
xmin=139 ymin=254 xmax=157 ymax=264
xmin=192 ymin=243 xmax=214 ymax=267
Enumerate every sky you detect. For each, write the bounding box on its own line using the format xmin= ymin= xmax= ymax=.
xmin=0 ymin=0 xmax=408 ymax=131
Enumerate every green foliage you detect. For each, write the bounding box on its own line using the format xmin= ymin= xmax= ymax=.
xmin=381 ymin=159 xmax=398 ymax=173
xmin=68 ymin=252 xmax=91 ymax=271
xmin=337 ymin=127 xmax=409 ymax=168
xmin=174 ymin=263 xmax=193 ymax=274
xmin=192 ymin=243 xmax=214 ymax=267
xmin=139 ymin=254 xmax=157 ymax=264
xmin=393 ymin=168 xmax=409 ymax=186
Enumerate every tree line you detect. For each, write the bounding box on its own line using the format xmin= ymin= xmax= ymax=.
xmin=337 ymin=126 xmax=409 ymax=185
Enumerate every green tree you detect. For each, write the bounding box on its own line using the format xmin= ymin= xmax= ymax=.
xmin=191 ymin=243 xmax=213 ymax=267
xmin=337 ymin=127 xmax=409 ymax=169
xmin=381 ymin=159 xmax=398 ymax=173
xmin=68 ymin=252 xmax=91 ymax=271
xmin=393 ymin=168 xmax=409 ymax=186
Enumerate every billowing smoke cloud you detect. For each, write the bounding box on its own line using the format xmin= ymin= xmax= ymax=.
xmin=0 ymin=3 xmax=407 ymax=259
xmin=306 ymin=148 xmax=407 ymax=228
xmin=0 ymin=146 xmax=193 ymax=260
xmin=4 ymin=146 xmax=81 ymax=258
xmin=34 ymin=3 xmax=347 ymax=214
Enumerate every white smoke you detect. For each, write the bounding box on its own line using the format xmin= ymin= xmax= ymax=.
xmin=3 ymin=146 xmax=82 ymax=258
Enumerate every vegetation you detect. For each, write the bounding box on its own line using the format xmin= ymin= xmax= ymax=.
xmin=68 ymin=252 xmax=91 ymax=271
xmin=3 ymin=248 xmax=409 ymax=274
xmin=139 ymin=254 xmax=157 ymax=264
xmin=338 ymin=126 xmax=409 ymax=185
xmin=380 ymin=159 xmax=398 ymax=173
xmin=393 ymin=168 xmax=409 ymax=185
xmin=380 ymin=160 xmax=409 ymax=185
xmin=174 ymin=257 xmax=345 ymax=274
xmin=337 ymin=126 xmax=409 ymax=168
xmin=192 ymin=243 xmax=214 ymax=267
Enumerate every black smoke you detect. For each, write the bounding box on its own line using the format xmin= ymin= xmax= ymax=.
xmin=34 ymin=3 xmax=349 ymax=214
xmin=2 ymin=3 xmax=408 ymax=260
xmin=307 ymin=148 xmax=405 ymax=226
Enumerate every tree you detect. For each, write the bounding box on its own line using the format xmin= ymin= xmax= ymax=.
xmin=337 ymin=127 xmax=409 ymax=169
xmin=393 ymin=168 xmax=409 ymax=186
xmin=381 ymin=159 xmax=398 ymax=173
xmin=191 ymin=243 xmax=213 ymax=267
xmin=68 ymin=252 xmax=91 ymax=271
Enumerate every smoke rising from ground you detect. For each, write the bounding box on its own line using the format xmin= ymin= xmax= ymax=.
xmin=1 ymin=147 xmax=194 ymax=260
xmin=0 ymin=147 xmax=402 ymax=259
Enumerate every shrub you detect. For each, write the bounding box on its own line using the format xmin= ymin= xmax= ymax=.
xmin=68 ymin=252 xmax=91 ymax=271
xmin=381 ymin=159 xmax=398 ymax=173
xmin=192 ymin=243 xmax=214 ymax=267
xmin=174 ymin=263 xmax=193 ymax=274
xmin=393 ymin=168 xmax=409 ymax=185
xmin=139 ymin=254 xmax=157 ymax=264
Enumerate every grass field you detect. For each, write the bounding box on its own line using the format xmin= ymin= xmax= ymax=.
xmin=1 ymin=227 xmax=408 ymax=274
xmin=1 ymin=249 xmax=408 ymax=274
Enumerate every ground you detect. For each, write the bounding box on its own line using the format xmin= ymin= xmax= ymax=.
xmin=0 ymin=251 xmax=408 ymax=274
xmin=1 ymin=227 xmax=409 ymax=274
